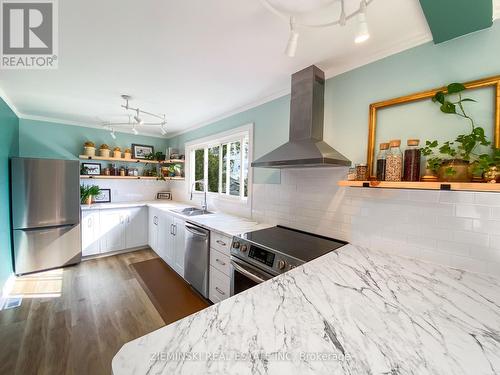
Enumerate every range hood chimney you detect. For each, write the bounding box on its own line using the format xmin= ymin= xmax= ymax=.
xmin=252 ymin=65 xmax=351 ymax=168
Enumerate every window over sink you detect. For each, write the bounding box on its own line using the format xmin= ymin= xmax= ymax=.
xmin=186 ymin=124 xmax=252 ymax=201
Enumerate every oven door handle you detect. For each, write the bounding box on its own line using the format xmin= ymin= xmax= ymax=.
xmin=230 ymin=260 xmax=269 ymax=284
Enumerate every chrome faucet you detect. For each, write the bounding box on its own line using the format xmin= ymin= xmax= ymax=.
xmin=190 ymin=179 xmax=207 ymax=211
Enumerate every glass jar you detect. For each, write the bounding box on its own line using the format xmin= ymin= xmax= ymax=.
xmin=403 ymin=139 xmax=421 ymax=181
xmin=385 ymin=140 xmax=403 ymax=181
xmin=347 ymin=168 xmax=357 ymax=181
xmin=355 ymin=164 xmax=368 ymax=181
xmin=119 ymin=167 xmax=126 ymax=177
xmin=376 ymin=143 xmax=389 ymax=181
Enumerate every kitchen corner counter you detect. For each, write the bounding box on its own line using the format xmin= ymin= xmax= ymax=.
xmin=81 ymin=200 xmax=271 ymax=237
xmin=112 ymin=244 xmax=500 ymax=374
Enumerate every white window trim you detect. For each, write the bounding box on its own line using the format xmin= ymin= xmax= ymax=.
xmin=184 ymin=123 xmax=254 ymax=206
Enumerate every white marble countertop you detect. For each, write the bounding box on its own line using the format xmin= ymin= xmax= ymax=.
xmin=81 ymin=200 xmax=271 ymax=237
xmin=112 ymin=244 xmax=500 ymax=374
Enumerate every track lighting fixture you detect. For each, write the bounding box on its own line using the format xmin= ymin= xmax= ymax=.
xmin=102 ymin=95 xmax=167 ymax=136
xmin=285 ymin=17 xmax=299 ymax=58
xmin=260 ymin=0 xmax=374 ymax=57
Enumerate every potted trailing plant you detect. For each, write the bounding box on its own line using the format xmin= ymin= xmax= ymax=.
xmin=80 ymin=184 xmax=100 ymax=206
xmin=423 ymin=82 xmax=491 ymax=182
xmin=476 ymin=148 xmax=500 ymax=182
xmin=420 ymin=140 xmax=441 ymax=181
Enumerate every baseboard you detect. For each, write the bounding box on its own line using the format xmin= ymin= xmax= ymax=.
xmin=0 ymin=274 xmax=16 ymax=311
xmin=82 ymin=245 xmax=151 ymax=261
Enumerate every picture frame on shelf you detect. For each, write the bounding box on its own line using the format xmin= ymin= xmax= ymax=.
xmin=132 ymin=144 xmax=154 ymax=159
xmin=81 ymin=162 xmax=101 ymax=175
xmin=94 ymin=189 xmax=111 ymax=203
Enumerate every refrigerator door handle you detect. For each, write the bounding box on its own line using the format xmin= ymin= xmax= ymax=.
xmin=17 ymin=223 xmax=77 ymax=232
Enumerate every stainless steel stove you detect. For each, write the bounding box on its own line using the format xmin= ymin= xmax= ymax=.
xmin=229 ymin=226 xmax=347 ymax=296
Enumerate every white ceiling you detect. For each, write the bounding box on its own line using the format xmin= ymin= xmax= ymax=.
xmin=0 ymin=0 xmax=434 ymax=138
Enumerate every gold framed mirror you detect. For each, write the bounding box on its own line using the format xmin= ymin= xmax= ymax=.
xmin=366 ymin=75 xmax=500 ymax=179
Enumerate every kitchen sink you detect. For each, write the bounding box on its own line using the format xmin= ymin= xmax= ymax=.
xmin=171 ymin=208 xmax=214 ymax=216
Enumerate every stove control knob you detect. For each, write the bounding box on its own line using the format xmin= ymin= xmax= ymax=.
xmin=233 ymin=241 xmax=240 ymax=249
xmin=277 ymin=260 xmax=287 ymax=270
xmin=240 ymin=244 xmax=248 ymax=252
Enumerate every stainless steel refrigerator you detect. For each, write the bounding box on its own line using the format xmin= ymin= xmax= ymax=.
xmin=11 ymin=157 xmax=81 ymax=275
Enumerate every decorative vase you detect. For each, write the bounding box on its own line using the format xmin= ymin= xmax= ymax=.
xmin=100 ymin=149 xmax=110 ymax=158
xmin=124 ymin=152 xmax=131 ymax=159
xmin=86 ymin=196 xmax=93 ymax=206
xmin=84 ymin=146 xmax=96 ymax=157
xmin=484 ymin=166 xmax=500 ymax=183
xmin=113 ymin=151 xmax=122 ymax=158
xmin=438 ymin=159 xmax=471 ymax=182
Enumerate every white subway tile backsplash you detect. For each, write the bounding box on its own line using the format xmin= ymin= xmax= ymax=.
xmin=435 ymin=216 xmax=473 ymax=231
xmin=455 ymin=204 xmax=490 ymax=219
xmin=472 ymin=219 xmax=500 ymax=235
xmin=439 ymin=191 xmax=474 ymax=204
xmin=452 ymin=230 xmax=489 ymax=247
xmin=490 ymin=235 xmax=500 ymax=250
xmin=474 ymin=192 xmax=500 ymax=206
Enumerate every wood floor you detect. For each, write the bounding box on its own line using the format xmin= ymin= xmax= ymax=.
xmin=0 ymin=249 xmax=201 ymax=375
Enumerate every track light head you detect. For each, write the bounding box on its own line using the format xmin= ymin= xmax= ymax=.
xmin=285 ymin=17 xmax=299 ymax=57
xmin=160 ymin=125 xmax=167 ymax=136
xmin=132 ymin=126 xmax=139 ymax=135
xmin=110 ymin=128 xmax=116 ymax=140
xmin=134 ymin=109 xmax=144 ymax=125
xmin=355 ymin=0 xmax=370 ymax=43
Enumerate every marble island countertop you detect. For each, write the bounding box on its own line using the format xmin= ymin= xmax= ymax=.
xmin=81 ymin=200 xmax=271 ymax=236
xmin=112 ymin=244 xmax=500 ymax=375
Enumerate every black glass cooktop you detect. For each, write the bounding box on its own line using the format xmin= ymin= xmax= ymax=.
xmin=239 ymin=226 xmax=347 ymax=262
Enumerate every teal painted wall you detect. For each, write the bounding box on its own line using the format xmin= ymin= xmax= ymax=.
xmin=19 ymin=119 xmax=169 ymax=161
xmin=0 ymin=99 xmax=19 ymax=292
xmin=168 ymin=20 xmax=500 ymax=183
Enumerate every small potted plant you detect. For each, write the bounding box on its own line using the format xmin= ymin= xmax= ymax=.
xmin=113 ymin=146 xmax=121 ymax=159
xmin=83 ymin=141 xmax=96 ymax=157
xmin=423 ymin=83 xmax=491 ymax=182
xmin=475 ymin=148 xmax=500 ymax=183
xmin=99 ymin=144 xmax=110 ymax=158
xmin=80 ymin=184 xmax=100 ymax=206
xmin=124 ymin=148 xmax=132 ymax=159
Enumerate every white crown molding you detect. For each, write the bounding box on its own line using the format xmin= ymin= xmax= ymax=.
xmin=166 ymin=88 xmax=290 ymax=139
xmin=0 ymin=87 xmax=21 ymax=117
xmin=323 ymin=31 xmax=433 ymax=78
xmin=18 ymin=113 xmax=168 ymax=139
xmin=494 ymin=0 xmax=500 ymax=20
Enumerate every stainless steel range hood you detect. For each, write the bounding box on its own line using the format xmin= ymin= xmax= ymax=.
xmin=252 ymin=65 xmax=351 ymax=168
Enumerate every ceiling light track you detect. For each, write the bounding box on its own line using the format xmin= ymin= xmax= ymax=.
xmin=102 ymin=95 xmax=167 ymax=137
xmin=261 ymin=0 xmax=374 ymax=57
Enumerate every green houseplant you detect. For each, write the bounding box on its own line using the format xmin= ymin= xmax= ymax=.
xmin=80 ymin=184 xmax=100 ymax=205
xmin=423 ymin=82 xmax=491 ymax=182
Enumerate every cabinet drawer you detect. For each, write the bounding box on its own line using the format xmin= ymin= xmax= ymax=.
xmin=210 ymin=248 xmax=230 ymax=276
xmin=209 ymin=266 xmax=230 ymax=303
xmin=210 ymin=232 xmax=232 ymax=256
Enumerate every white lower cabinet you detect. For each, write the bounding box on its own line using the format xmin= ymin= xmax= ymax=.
xmin=209 ymin=265 xmax=230 ymax=303
xmin=82 ymin=206 xmax=149 ymax=257
xmin=81 ymin=210 xmax=101 ymax=256
xmin=99 ymin=209 xmax=127 ymax=252
xmin=172 ymin=218 xmax=185 ymax=277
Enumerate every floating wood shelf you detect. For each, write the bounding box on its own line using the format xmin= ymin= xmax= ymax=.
xmin=80 ymin=175 xmax=185 ymax=181
xmin=338 ymin=180 xmax=500 ymax=192
xmin=79 ymin=155 xmax=185 ymax=164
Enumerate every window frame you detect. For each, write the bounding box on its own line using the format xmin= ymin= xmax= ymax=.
xmin=185 ymin=123 xmax=253 ymax=204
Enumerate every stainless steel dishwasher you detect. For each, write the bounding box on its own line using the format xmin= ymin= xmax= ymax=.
xmin=184 ymin=222 xmax=210 ymax=298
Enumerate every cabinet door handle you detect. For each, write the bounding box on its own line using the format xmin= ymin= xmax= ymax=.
xmin=170 ymin=224 xmax=173 ymax=235
xmin=173 ymin=224 xmax=177 ymax=236
xmin=216 ymin=258 xmax=226 ymax=266
xmin=215 ymin=287 xmax=225 ymax=296
xmin=216 ymin=239 xmax=227 ymax=246
xmin=127 ymin=216 xmax=130 ymax=224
